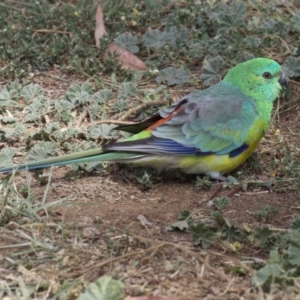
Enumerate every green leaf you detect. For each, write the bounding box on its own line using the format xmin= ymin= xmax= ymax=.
xmin=166 ymin=26 xmax=189 ymax=49
xmin=188 ymin=43 xmax=203 ymax=59
xmin=68 ymin=90 xmax=91 ymax=105
xmin=194 ymin=175 xmax=212 ymax=190
xmin=269 ymin=249 xmax=281 ymax=264
xmin=142 ymin=29 xmax=169 ymax=48
xmin=54 ymin=99 xmax=74 ymax=122
xmin=253 ymin=227 xmax=274 ymax=248
xmin=118 ymin=82 xmax=137 ymax=100
xmin=288 ymin=229 xmax=300 ymax=266
xmin=0 ymin=152 xmax=13 ymax=168
xmin=144 ymin=0 xmax=163 ymax=10
xmin=221 ymin=224 xmax=241 ymax=241
xmin=51 ymin=128 xmax=80 ymax=143
xmin=1 ymin=147 xmax=18 ymax=159
xmin=166 ymin=220 xmax=189 ymax=232
xmin=77 ymin=276 xmax=124 ymax=300
xmin=21 ymin=84 xmax=43 ymax=104
xmin=114 ymin=33 xmax=139 ymax=53
xmin=291 ymin=11 xmax=300 ymax=31
xmin=0 ymin=84 xmax=19 ymax=106
xmin=112 ymin=99 xmax=127 ymax=113
xmin=88 ymin=103 xmax=102 ymax=119
xmin=290 ymin=217 xmax=300 ymax=230
xmin=210 ymin=210 xmax=226 ymax=227
xmin=156 ymin=67 xmax=192 ymax=86
xmin=28 ymin=141 xmax=57 ymax=161
xmin=67 ymin=83 xmax=94 ymax=97
xmin=209 ymin=197 xmax=231 ymax=210
xmin=189 ymin=223 xmax=216 ymax=249
xmin=65 ymin=82 xmax=94 ymax=105
xmin=217 ymin=2 xmax=246 ymax=30
xmin=93 ymin=90 xmax=113 ymax=104
xmin=252 ymin=263 xmax=281 ymax=286
xmin=1 ymin=116 xmax=18 ymax=124
xmin=246 ymin=37 xmax=262 ymax=52
xmin=25 ymin=97 xmax=50 ymax=122
xmin=178 ymin=210 xmax=194 ymax=226
xmin=252 ymin=205 xmax=278 ymax=223
xmin=43 ymin=122 xmax=61 ymax=135
xmin=2 ymin=122 xmax=25 ymax=139
xmin=282 ymin=57 xmax=300 ymax=78
xmin=86 ymin=125 xmax=116 ymax=140
xmin=219 ymin=14 xmax=245 ymax=29
xmin=200 ymin=56 xmax=224 ymax=86
xmin=166 ymin=210 xmax=194 ymax=231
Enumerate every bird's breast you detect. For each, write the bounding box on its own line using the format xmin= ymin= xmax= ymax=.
xmin=179 ymin=117 xmax=266 ymax=174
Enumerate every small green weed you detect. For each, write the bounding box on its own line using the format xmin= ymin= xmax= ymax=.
xmin=252 ymin=205 xmax=279 ymax=223
xmin=167 ymin=200 xmax=300 ymax=288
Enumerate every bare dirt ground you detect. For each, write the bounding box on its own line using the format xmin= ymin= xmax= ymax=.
xmin=1 ymin=71 xmax=300 ymax=299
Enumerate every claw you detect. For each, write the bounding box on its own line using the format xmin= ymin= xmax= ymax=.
xmin=208 ymin=174 xmax=241 ymax=200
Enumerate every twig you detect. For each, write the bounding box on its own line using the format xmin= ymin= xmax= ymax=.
xmin=84 ymin=244 xmax=160 ymax=273
xmin=0 ymin=243 xmax=31 ymax=249
xmin=34 ymin=29 xmax=71 ymax=35
xmin=244 ymin=191 xmax=269 ymax=195
xmin=83 ymin=234 xmax=231 ymax=282
xmin=289 ymin=79 xmax=300 ymax=86
xmin=219 ymin=278 xmax=235 ymax=296
xmin=118 ymin=231 xmax=233 ymax=282
xmin=207 ymin=249 xmax=254 ymax=274
xmin=117 ymin=100 xmax=166 ymax=121
xmin=93 ymin=120 xmax=136 ymax=126
xmin=168 ymin=242 xmax=232 ymax=282
xmin=42 ymin=114 xmax=51 ymax=124
xmin=76 ymin=109 xmax=89 ymax=128
xmin=280 ymin=102 xmax=300 ymax=114
xmin=39 ymin=72 xmax=70 ymax=83
xmin=263 ymin=34 xmax=291 ymax=55
xmin=272 ymin=97 xmax=280 ymax=123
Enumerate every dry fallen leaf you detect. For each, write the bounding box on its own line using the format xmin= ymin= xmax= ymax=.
xmin=95 ymin=4 xmax=147 ymax=71
xmin=94 ymin=3 xmax=107 ymax=48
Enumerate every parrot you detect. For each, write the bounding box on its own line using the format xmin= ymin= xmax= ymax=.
xmin=0 ymin=58 xmax=287 ymax=181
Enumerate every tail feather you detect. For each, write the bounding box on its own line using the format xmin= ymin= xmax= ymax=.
xmin=0 ymin=147 xmax=144 ymax=174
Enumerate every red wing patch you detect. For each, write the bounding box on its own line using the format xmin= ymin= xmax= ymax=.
xmin=148 ymin=106 xmax=182 ymax=131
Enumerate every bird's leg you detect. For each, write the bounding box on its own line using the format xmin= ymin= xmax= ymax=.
xmin=208 ymin=183 xmax=224 ymax=200
xmin=209 ymin=172 xmax=232 ymax=183
xmin=207 ymin=172 xmax=228 ymax=200
xmin=223 ymin=184 xmax=243 ymax=198
xmin=208 ymin=172 xmax=241 ymax=200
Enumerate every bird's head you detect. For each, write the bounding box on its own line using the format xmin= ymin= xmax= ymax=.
xmin=223 ymin=58 xmax=286 ymax=104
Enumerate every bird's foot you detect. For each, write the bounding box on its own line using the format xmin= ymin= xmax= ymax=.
xmin=208 ymin=172 xmax=242 ymax=200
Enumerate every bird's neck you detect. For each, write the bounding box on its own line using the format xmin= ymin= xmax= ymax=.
xmin=254 ymin=100 xmax=274 ymax=130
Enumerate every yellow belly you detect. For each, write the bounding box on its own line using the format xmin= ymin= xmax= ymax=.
xmin=133 ymin=139 xmax=259 ymax=175
xmin=132 ymin=118 xmax=266 ymax=176
xmin=178 ymin=139 xmax=259 ymax=174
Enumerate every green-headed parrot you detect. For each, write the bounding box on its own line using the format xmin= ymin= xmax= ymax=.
xmin=0 ymin=58 xmax=287 ymax=181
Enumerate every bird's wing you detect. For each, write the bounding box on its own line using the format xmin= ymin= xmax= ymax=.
xmin=106 ymin=83 xmax=259 ymax=156
xmin=115 ymin=97 xmax=188 ymax=134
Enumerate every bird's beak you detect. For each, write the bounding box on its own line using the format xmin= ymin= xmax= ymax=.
xmin=279 ymin=74 xmax=288 ymax=87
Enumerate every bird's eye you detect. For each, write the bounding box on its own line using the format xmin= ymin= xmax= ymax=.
xmin=262 ymin=72 xmax=273 ymax=79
